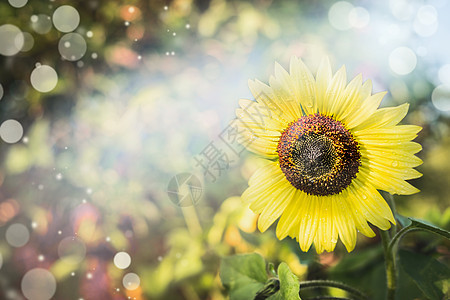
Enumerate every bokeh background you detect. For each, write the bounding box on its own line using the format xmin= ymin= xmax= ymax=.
xmin=0 ymin=0 xmax=449 ymax=299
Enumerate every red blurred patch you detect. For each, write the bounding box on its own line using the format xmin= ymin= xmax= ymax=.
xmin=0 ymin=199 xmax=20 ymax=225
xmin=127 ymin=24 xmax=145 ymax=41
xmin=107 ymin=46 xmax=140 ymax=69
xmin=120 ymin=5 xmax=142 ymax=21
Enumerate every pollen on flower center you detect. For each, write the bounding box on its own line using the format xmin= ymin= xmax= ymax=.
xmin=292 ymin=133 xmax=337 ymax=177
xmin=277 ymin=113 xmax=361 ymax=196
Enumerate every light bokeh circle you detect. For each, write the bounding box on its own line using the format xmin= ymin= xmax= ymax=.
xmin=328 ymin=1 xmax=354 ymax=31
xmin=113 ymin=252 xmax=131 ymax=269
xmin=417 ymin=5 xmax=437 ymax=25
xmin=389 ymin=47 xmax=417 ymax=75
xmin=58 ymin=33 xmax=87 ymax=61
xmin=438 ymin=64 xmax=450 ymax=85
xmin=122 ymin=273 xmax=140 ymax=290
xmin=390 ymin=0 xmax=414 ymax=21
xmin=30 ymin=65 xmax=58 ymax=93
xmin=8 ymin=0 xmax=28 ymax=8
xmin=348 ymin=7 xmax=370 ymax=29
xmin=21 ymin=268 xmax=56 ymax=300
xmin=431 ymin=84 xmax=450 ymax=112
xmin=5 ymin=223 xmax=29 ymax=247
xmin=53 ymin=5 xmax=80 ymax=33
xmin=0 ymin=120 xmax=24 ymax=144
xmin=20 ymin=32 xmax=34 ymax=52
xmin=414 ymin=19 xmax=438 ymax=37
xmin=30 ymin=14 xmax=52 ymax=35
xmin=0 ymin=24 xmax=24 ymax=56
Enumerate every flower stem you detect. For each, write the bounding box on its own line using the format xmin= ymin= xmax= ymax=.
xmin=387 ymin=226 xmax=419 ymax=255
xmin=379 ymin=191 xmax=401 ymax=299
xmin=380 ymin=229 xmax=396 ymax=300
xmin=305 ymin=297 xmax=353 ymax=300
xmin=181 ymin=206 xmax=202 ymax=236
xmin=381 ymin=215 xmax=450 ymax=300
xmin=385 ymin=193 xmax=397 ymax=236
xmin=299 ymin=280 xmax=368 ymax=300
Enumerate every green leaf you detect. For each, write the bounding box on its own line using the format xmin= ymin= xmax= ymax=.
xmin=395 ymin=213 xmax=412 ymax=228
xmin=220 ymin=253 xmax=268 ymax=300
xmin=276 ymin=262 xmax=301 ymax=300
xmin=399 ymin=250 xmax=450 ymax=300
xmin=409 ymin=217 xmax=450 ymax=240
xmin=220 ymin=255 xmax=301 ymax=300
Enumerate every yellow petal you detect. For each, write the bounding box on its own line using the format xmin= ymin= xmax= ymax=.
xmin=243 ymin=164 xmax=286 ymax=205
xmin=323 ymin=65 xmax=347 ymax=116
xmin=353 ymin=177 xmax=396 ymax=227
xmin=345 ymin=91 xmax=387 ymax=129
xmin=347 ymin=187 xmax=390 ymax=231
xmin=359 ymin=166 xmax=420 ymax=195
xmin=343 ymin=188 xmax=376 ymax=238
xmin=276 ymin=190 xmax=304 ymax=240
xmin=359 ymin=79 xmax=373 ymax=101
xmin=258 ymin=186 xmax=296 ymax=232
xmin=270 ymin=62 xmax=303 ymax=119
xmin=237 ymin=130 xmax=278 ymax=157
xmin=237 ymin=98 xmax=287 ymax=130
xmin=315 ymin=57 xmax=332 ymax=114
xmin=361 ymin=156 xmax=422 ymax=181
xmin=316 ymin=197 xmax=338 ymax=253
xmin=361 ymin=147 xmax=423 ymax=168
xmin=289 ymin=57 xmax=317 ymax=115
xmin=247 ymin=161 xmax=280 ymax=187
xmin=355 ymin=125 xmax=422 ymax=144
xmin=333 ymin=74 xmax=363 ymax=120
xmin=248 ymin=79 xmax=294 ymax=124
xmin=353 ymin=103 xmax=409 ymax=131
xmin=249 ymin=179 xmax=292 ymax=214
xmin=332 ymin=196 xmax=357 ymax=252
xmin=298 ymin=196 xmax=320 ymax=252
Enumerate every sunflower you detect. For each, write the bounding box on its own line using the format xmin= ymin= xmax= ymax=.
xmin=236 ymin=57 xmax=422 ymax=253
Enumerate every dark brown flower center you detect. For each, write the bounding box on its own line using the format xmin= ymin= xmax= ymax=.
xmin=277 ymin=113 xmax=361 ymax=196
